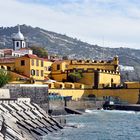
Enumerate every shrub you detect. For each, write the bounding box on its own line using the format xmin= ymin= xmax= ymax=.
xmin=0 ymin=70 xmax=11 ymax=88
xmin=68 ymin=72 xmax=83 ymax=82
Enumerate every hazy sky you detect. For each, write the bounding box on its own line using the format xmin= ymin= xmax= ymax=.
xmin=1 ymin=0 xmax=140 ymax=49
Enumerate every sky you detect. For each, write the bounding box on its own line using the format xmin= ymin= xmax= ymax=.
xmin=1 ymin=0 xmax=140 ymax=49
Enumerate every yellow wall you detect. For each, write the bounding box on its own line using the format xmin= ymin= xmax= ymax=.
xmin=44 ymin=61 xmax=52 ymax=77
xmin=99 ymin=72 xmax=120 ymax=86
xmin=64 ymin=82 xmax=75 ymax=89
xmin=15 ymin=56 xmax=30 ymax=77
xmin=51 ymin=57 xmax=119 ymax=73
xmin=52 ymin=61 xmax=68 ymax=72
xmin=15 ymin=56 xmax=46 ymax=80
xmin=54 ymin=82 xmax=65 ymax=89
xmin=68 ymin=64 xmax=116 ymax=71
xmin=74 ymin=83 xmax=84 ymax=89
xmin=49 ymin=89 xmax=85 ymax=100
xmin=124 ymin=82 xmax=140 ymax=89
xmin=48 ymin=88 xmax=140 ymax=104
xmin=30 ymin=59 xmax=44 ymax=80
xmin=51 ymin=72 xmax=67 ymax=81
xmin=79 ymin=72 xmax=95 ymax=85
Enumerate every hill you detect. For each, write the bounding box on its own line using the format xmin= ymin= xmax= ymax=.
xmin=0 ymin=24 xmax=140 ymax=81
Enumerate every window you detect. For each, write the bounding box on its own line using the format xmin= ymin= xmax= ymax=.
xmin=36 ymin=60 xmax=39 ymax=66
xmin=41 ymin=61 xmax=43 ymax=67
xmin=36 ymin=70 xmax=39 ymax=76
xmin=21 ymin=60 xmax=25 ymax=66
xmin=48 ymin=66 xmax=52 ymax=71
xmin=16 ymin=42 xmax=19 ymax=47
xmin=31 ymin=69 xmax=35 ymax=76
xmin=31 ymin=59 xmax=34 ymax=66
xmin=41 ymin=70 xmax=44 ymax=77
xmin=57 ymin=65 xmax=60 ymax=70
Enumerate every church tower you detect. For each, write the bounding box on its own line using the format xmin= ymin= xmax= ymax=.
xmin=12 ymin=25 xmax=26 ymax=51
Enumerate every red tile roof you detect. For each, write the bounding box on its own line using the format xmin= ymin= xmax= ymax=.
xmin=22 ymin=54 xmax=49 ymax=61
xmin=0 ymin=58 xmax=15 ymax=63
xmin=24 ymin=54 xmax=38 ymax=59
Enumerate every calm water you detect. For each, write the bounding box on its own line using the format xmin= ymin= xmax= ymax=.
xmin=45 ymin=110 xmax=140 ymax=140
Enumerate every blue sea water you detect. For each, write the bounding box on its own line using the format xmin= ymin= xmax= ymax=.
xmin=45 ymin=110 xmax=140 ymax=140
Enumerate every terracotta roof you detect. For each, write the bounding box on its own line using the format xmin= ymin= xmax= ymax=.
xmin=23 ymin=54 xmax=38 ymax=59
xmin=22 ymin=54 xmax=48 ymax=61
xmin=0 ymin=58 xmax=15 ymax=63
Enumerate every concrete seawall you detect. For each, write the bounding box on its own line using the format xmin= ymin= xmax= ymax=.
xmin=0 ymin=98 xmax=63 ymax=140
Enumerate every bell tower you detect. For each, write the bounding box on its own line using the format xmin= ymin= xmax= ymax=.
xmin=12 ymin=25 xmax=26 ymax=51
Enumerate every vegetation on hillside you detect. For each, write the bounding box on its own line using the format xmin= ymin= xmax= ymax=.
xmin=29 ymin=45 xmax=48 ymax=58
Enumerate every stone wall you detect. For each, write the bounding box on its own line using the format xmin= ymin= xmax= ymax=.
xmin=5 ymin=84 xmax=49 ymax=112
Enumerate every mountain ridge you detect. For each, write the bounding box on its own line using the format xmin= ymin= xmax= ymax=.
xmin=0 ymin=24 xmax=140 ymax=81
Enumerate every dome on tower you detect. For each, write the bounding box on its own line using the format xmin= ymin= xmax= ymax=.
xmin=12 ymin=25 xmax=24 ymax=40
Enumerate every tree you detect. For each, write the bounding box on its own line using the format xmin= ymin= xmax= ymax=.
xmin=68 ymin=72 xmax=83 ymax=82
xmin=0 ymin=70 xmax=11 ymax=88
xmin=29 ymin=45 xmax=48 ymax=58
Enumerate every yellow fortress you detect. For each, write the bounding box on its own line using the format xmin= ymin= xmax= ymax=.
xmin=0 ymin=54 xmax=139 ymax=104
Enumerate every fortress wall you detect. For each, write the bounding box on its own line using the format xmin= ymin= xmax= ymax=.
xmin=49 ymin=88 xmax=140 ymax=104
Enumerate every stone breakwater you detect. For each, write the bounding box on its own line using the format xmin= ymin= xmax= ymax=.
xmin=0 ymin=98 xmax=63 ymax=140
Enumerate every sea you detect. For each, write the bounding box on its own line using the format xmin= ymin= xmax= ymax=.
xmin=44 ymin=110 xmax=140 ymax=140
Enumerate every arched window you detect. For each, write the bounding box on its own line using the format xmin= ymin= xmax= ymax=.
xmin=16 ymin=42 xmax=19 ymax=47
xmin=31 ymin=69 xmax=35 ymax=76
xmin=16 ymin=42 xmax=20 ymax=47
